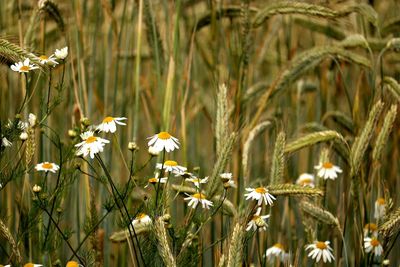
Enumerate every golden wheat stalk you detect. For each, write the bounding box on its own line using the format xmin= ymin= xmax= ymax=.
xmin=268 ymin=184 xmax=323 ymax=197
xmin=339 ymin=34 xmax=371 ymax=50
xmin=253 ymin=2 xmax=377 ymax=27
xmin=379 ymin=207 xmax=400 ymax=240
xmin=154 ymin=217 xmax=176 ymax=267
xmin=216 ymin=83 xmax=229 ymax=155
xmin=372 ymin=105 xmax=397 ymax=162
xmin=226 ymin=223 xmax=245 ymax=267
xmin=242 ymin=120 xmax=271 ymax=182
xmin=0 ymin=219 xmax=22 ymax=264
xmin=270 ymin=132 xmax=286 ymax=185
xmin=206 ymin=132 xmax=237 ymax=198
xmin=249 ymin=46 xmax=371 ymax=131
xmin=0 ymin=39 xmax=42 ymax=66
xmin=350 ymin=100 xmax=383 ymax=177
xmin=383 ymin=76 xmax=400 ymax=101
xmin=300 ymin=201 xmax=340 ymax=230
xmin=284 ymin=130 xmax=348 ymax=154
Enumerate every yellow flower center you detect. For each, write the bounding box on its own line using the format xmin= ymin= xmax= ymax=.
xmin=24 ymin=264 xmax=34 ymax=267
xmin=158 ymin=131 xmax=171 ymax=140
xmin=376 ymin=198 xmax=385 ymax=205
xmin=193 ymin=193 xmax=206 ymax=199
xmin=370 ymin=238 xmax=380 ymax=247
xmin=136 ymin=213 xmax=147 ymax=220
xmin=255 ymin=187 xmax=267 ymax=194
xmin=274 ymin=243 xmax=284 ymax=249
xmin=39 ymin=55 xmax=48 ymax=60
xmin=322 ymin=162 xmax=333 ymax=169
xmin=85 ymin=136 xmax=97 ymax=143
xmin=364 ymin=223 xmax=378 ymax=231
xmin=315 ymin=241 xmax=327 ymax=250
xmin=148 ymin=178 xmax=158 ymax=183
xmin=103 ymin=116 xmax=114 ymax=123
xmin=66 ymin=261 xmax=79 ymax=267
xmin=42 ymin=163 xmax=53 ymax=169
xmin=20 ymin=66 xmax=30 ymax=71
xmin=251 ymin=215 xmax=260 ymax=221
xmin=164 ymin=160 xmax=178 ymax=166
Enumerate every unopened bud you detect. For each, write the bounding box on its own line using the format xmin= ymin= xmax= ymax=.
xmin=28 ymin=113 xmax=37 ymax=127
xmin=33 ymin=184 xmax=42 ymax=193
xmin=68 ymin=129 xmax=77 ymax=138
xmin=148 ymin=146 xmax=159 ymax=156
xmin=19 ymin=132 xmax=28 ymax=141
xmin=128 ymin=142 xmax=138 ymax=151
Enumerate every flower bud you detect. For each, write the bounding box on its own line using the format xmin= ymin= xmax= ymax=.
xmin=68 ymin=129 xmax=77 ymax=138
xmin=148 ymin=146 xmax=159 ymax=156
xmin=128 ymin=142 xmax=138 ymax=151
xmin=19 ymin=132 xmax=28 ymax=141
xmin=33 ymin=184 xmax=42 ymax=193
xmin=28 ymin=113 xmax=37 ymax=127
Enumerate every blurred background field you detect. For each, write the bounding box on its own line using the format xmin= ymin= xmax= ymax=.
xmin=1 ymin=0 xmax=400 ymax=266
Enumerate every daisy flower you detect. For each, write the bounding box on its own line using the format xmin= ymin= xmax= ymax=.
xmin=38 ymin=54 xmax=58 ymax=66
xmin=144 ymin=177 xmax=168 ymax=188
xmin=156 ymin=160 xmax=187 ymax=174
xmin=96 ymin=116 xmax=127 ymax=133
xmin=34 ymin=162 xmax=59 ymax=173
xmin=185 ymin=176 xmax=208 ymax=188
xmin=147 ymin=132 xmax=179 ymax=153
xmin=364 ymin=237 xmax=383 ymax=256
xmin=314 ymin=162 xmax=342 ymax=180
xmin=75 ymin=131 xmax=109 ymax=159
xmin=246 ymin=207 xmax=270 ymax=232
xmin=220 ymin=172 xmax=236 ymax=188
xmin=23 ymin=263 xmax=43 ymax=267
xmin=374 ymin=198 xmax=386 ymax=220
xmin=10 ymin=120 xmax=29 ymax=130
xmin=296 ymin=173 xmax=315 ymax=187
xmin=364 ymin=223 xmax=378 ymax=237
xmin=266 ymin=243 xmax=289 ymax=263
xmin=244 ymin=187 xmax=276 ymax=206
xmin=131 ymin=213 xmax=152 ymax=228
xmin=11 ymin=58 xmax=39 ymax=73
xmin=306 ymin=241 xmax=335 ymax=263
xmin=223 ymin=179 xmax=236 ymax=189
xmin=220 ymin=172 xmax=233 ymax=183
xmin=54 ymin=47 xmax=68 ymax=60
xmin=184 ymin=193 xmax=213 ymax=209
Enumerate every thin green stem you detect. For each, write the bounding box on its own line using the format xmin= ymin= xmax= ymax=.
xmin=95 ymin=154 xmax=146 ymax=266
xmin=17 ymin=73 xmax=29 ymax=114
xmin=35 ymin=194 xmax=84 ymax=263
xmin=154 ymin=149 xmax=166 ymax=214
xmin=46 ymin=69 xmax=52 ymax=114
